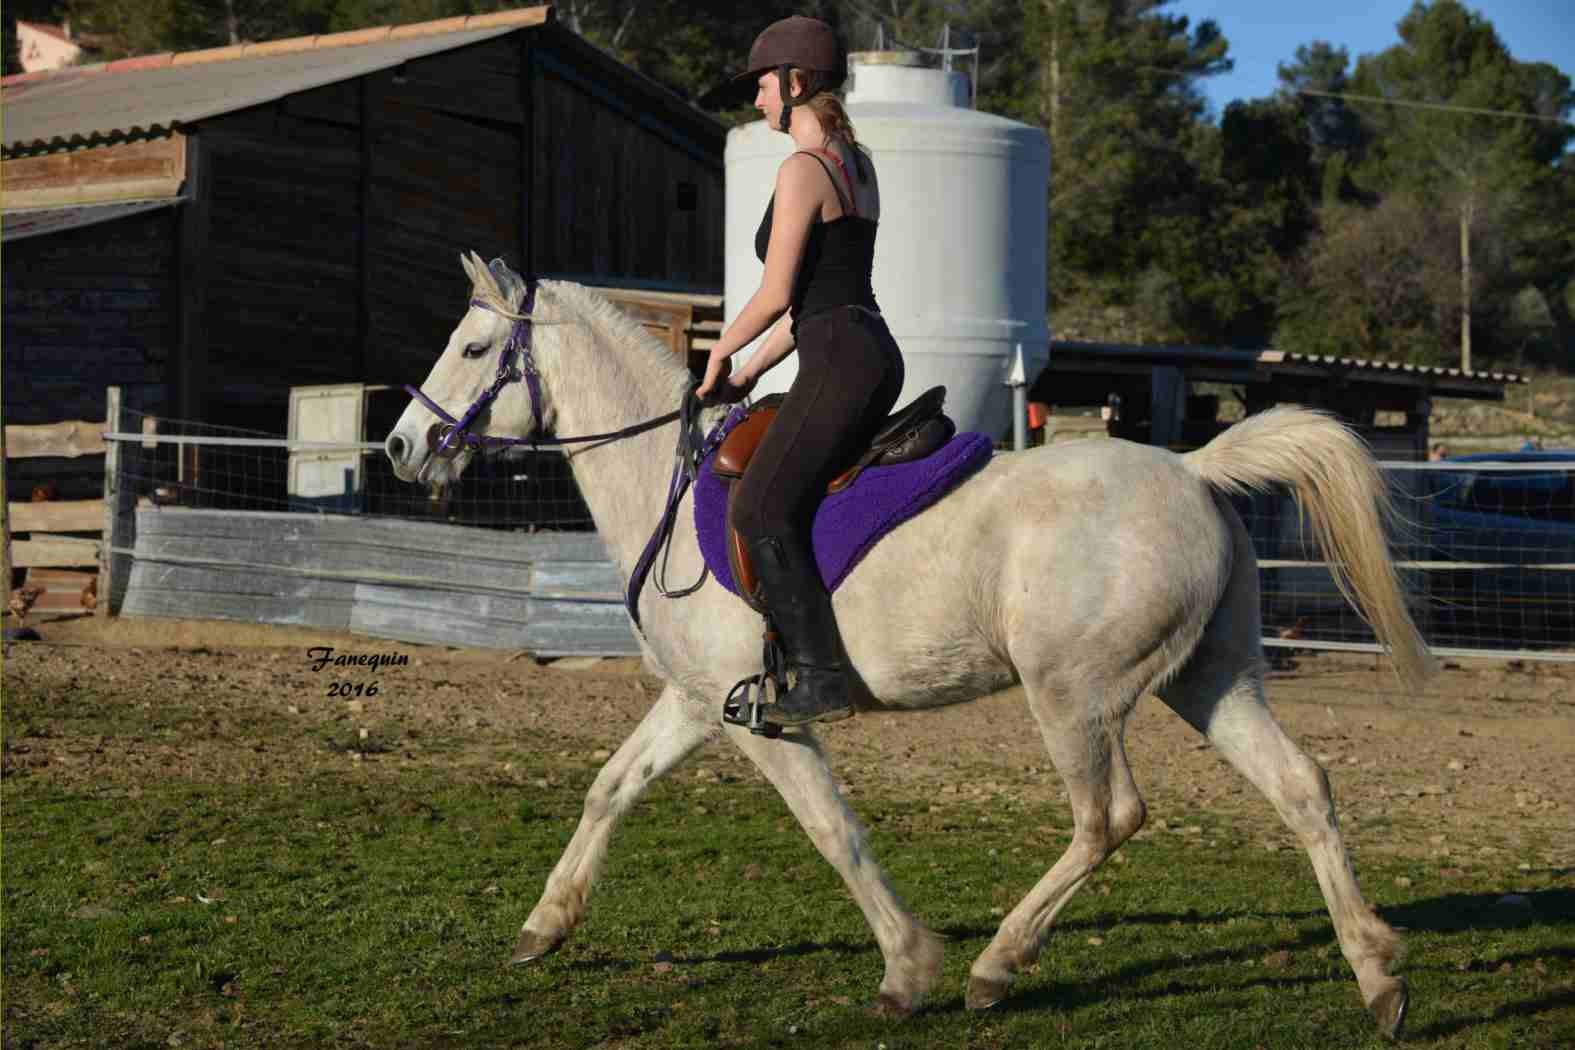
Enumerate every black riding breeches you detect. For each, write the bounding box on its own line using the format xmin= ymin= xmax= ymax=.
xmin=729 ymin=305 xmax=905 ymax=555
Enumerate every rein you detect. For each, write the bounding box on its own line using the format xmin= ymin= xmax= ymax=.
xmin=402 ymin=282 xmax=730 ymax=631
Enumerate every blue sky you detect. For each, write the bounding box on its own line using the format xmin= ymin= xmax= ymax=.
xmin=1171 ymin=0 xmax=1575 ymax=115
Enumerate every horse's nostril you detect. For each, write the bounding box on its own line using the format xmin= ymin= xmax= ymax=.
xmin=386 ymin=434 xmax=407 ymax=463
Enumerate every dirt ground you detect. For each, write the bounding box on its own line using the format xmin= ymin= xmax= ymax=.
xmin=6 ymin=614 xmax=1573 ymax=877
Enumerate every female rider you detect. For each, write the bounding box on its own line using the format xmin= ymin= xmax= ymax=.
xmin=696 ymin=16 xmax=905 ymax=727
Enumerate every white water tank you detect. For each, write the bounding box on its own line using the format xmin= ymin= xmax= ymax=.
xmin=723 ymin=50 xmax=1050 ymax=438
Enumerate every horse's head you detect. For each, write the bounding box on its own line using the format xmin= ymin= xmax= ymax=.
xmin=385 ymin=251 xmax=551 ymax=485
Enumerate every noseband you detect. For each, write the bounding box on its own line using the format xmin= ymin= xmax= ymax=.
xmin=403 ymin=281 xmax=681 ymax=455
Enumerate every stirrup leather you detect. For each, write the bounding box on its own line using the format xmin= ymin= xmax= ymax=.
xmin=721 ymin=623 xmax=787 ymax=739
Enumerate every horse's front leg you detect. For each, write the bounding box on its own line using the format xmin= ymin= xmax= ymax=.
xmin=512 ymin=682 xmax=714 ymax=962
xmin=727 ymin=725 xmax=944 ymax=1014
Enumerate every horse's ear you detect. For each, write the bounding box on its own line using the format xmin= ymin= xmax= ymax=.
xmin=487 ymin=256 xmax=523 ymax=302
xmin=459 ymin=251 xmax=480 ymax=285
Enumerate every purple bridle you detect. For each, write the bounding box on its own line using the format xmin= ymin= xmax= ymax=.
xmin=403 ymin=284 xmax=548 ymax=458
xmin=403 ymin=281 xmax=681 ymax=456
xmin=401 ymin=276 xmax=733 ymax=631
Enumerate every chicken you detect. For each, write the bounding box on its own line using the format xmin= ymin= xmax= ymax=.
xmin=30 ymin=481 xmax=58 ymax=502
xmin=8 ymin=582 xmax=46 ymax=626
xmin=1278 ymin=617 xmax=1310 ymax=641
xmin=80 ymin=576 xmax=98 ymax=611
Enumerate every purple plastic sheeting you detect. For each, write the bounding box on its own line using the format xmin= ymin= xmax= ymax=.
xmin=694 ymin=414 xmax=993 ymax=595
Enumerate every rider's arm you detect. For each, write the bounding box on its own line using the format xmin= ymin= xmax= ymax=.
xmin=735 ymin=310 xmax=796 ymax=384
xmin=701 ymin=155 xmax=819 ymax=366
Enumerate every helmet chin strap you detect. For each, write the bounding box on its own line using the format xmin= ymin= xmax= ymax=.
xmin=776 ymin=62 xmax=799 ymax=132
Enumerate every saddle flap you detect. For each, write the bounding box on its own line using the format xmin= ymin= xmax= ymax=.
xmin=712 ymin=395 xmax=785 ymax=480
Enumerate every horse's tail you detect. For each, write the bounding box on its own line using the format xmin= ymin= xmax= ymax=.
xmin=1182 ymin=405 xmax=1436 ymax=693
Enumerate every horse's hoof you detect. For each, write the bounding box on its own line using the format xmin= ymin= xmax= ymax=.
xmin=1370 ymin=977 xmax=1409 ymax=1040
xmin=509 ymin=928 xmax=563 ymax=964
xmin=867 ymin=992 xmax=914 ymax=1017
xmin=965 ymin=975 xmax=1010 ymax=1011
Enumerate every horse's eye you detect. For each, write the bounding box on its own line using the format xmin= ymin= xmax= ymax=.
xmin=461 ymin=343 xmax=487 ymax=359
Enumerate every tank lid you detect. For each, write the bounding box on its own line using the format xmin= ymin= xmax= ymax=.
xmin=847 ymin=50 xmax=928 ymax=68
xmin=845 ymin=50 xmax=968 ymax=109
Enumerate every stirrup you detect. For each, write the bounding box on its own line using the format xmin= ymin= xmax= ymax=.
xmin=721 ymin=625 xmax=787 ymax=739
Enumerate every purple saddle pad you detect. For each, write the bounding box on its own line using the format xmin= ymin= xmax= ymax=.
xmin=694 ymin=405 xmax=993 ymax=595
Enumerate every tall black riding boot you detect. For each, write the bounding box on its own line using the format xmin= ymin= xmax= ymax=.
xmin=747 ymin=534 xmax=855 ymax=726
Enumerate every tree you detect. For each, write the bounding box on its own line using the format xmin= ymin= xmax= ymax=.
xmin=1277 ymin=193 xmax=1462 ymax=363
xmin=1343 ymin=0 xmax=1574 ymax=371
xmin=1021 ymin=1 xmax=1235 ymax=340
xmin=1275 ymin=42 xmax=1369 ymax=206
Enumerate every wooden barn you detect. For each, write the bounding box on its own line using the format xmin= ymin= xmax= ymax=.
xmin=1 ymin=4 xmax=725 ymax=442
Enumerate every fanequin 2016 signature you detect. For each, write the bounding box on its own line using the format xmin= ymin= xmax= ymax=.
xmin=306 ymin=646 xmax=408 ymax=697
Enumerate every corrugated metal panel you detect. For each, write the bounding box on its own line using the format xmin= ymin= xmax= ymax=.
xmin=2 ymin=24 xmax=519 ymax=154
xmin=0 ymin=197 xmax=181 ymax=242
xmin=121 ymin=508 xmax=641 ymax=656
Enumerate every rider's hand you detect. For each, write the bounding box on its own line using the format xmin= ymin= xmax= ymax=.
xmin=695 ymin=353 xmax=732 ymax=402
xmin=714 ymin=370 xmax=756 ymax=404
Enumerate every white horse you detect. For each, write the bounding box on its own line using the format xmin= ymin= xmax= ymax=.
xmin=384 ymin=253 xmax=1434 ymax=1036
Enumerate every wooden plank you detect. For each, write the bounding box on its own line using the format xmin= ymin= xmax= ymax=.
xmin=175 ymin=134 xmax=213 ymax=422
xmin=3 ymin=421 xmax=109 ymax=459
xmin=1 ymin=421 xmax=11 ymax=599
xmin=13 ymin=535 xmax=101 ymax=568
xmin=22 ymin=567 xmax=97 ymax=614
xmin=1 ymin=134 xmax=186 ymax=210
xmin=9 ymin=499 xmax=106 ymax=532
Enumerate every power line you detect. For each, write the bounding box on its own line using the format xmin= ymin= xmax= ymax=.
xmin=1298 ymin=88 xmax=1572 ymax=125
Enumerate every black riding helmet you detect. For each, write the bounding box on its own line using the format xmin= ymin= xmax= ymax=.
xmin=725 ymin=16 xmax=847 ymax=131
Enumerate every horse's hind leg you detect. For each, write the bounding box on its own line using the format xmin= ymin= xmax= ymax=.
xmin=968 ymin=685 xmax=1147 ymax=1009
xmin=1157 ymin=651 xmax=1408 ymax=1038
xmin=727 ymin=724 xmax=944 ymax=1014
xmin=512 ymin=683 xmax=714 ymax=962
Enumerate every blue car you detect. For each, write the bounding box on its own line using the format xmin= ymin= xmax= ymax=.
xmin=1244 ymin=450 xmax=1575 ymax=652
xmin=1415 ymin=451 xmax=1575 ymax=650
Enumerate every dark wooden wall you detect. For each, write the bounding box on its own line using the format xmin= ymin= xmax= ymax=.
xmin=200 ymin=98 xmax=361 ymax=427
xmin=189 ymin=29 xmax=724 ymax=426
xmin=4 ymin=26 xmax=726 ymax=434
xmin=532 ymin=45 xmax=724 ymax=291
xmin=1 ymin=209 xmax=176 ymax=426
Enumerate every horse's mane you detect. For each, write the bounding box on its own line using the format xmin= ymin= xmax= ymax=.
xmin=462 ymin=260 xmax=693 ymax=406
xmin=537 ymin=280 xmax=694 ymax=392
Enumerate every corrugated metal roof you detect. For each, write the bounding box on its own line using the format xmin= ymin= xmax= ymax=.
xmin=1 ymin=197 xmax=182 ymax=242
xmin=1268 ymin=349 xmax=1524 ymax=384
xmin=1 ymin=9 xmax=549 ymax=155
xmin=1049 ymin=340 xmax=1524 ymax=385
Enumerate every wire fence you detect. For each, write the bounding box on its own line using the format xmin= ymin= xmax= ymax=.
xmin=104 ymin=408 xmax=1575 ymax=660
xmin=112 ymin=403 xmax=595 ymax=531
xmin=1238 ymin=459 xmax=1575 ymax=659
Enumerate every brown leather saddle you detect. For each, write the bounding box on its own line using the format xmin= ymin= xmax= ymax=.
xmin=711 ymin=385 xmax=955 ymax=612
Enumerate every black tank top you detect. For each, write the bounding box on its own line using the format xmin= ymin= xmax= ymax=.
xmin=755 ymin=149 xmax=878 ymax=330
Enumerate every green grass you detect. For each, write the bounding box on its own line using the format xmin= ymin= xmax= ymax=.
xmin=3 ymin=653 xmax=1571 ymax=1049
xmin=4 ymin=766 xmax=1572 ymax=1050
